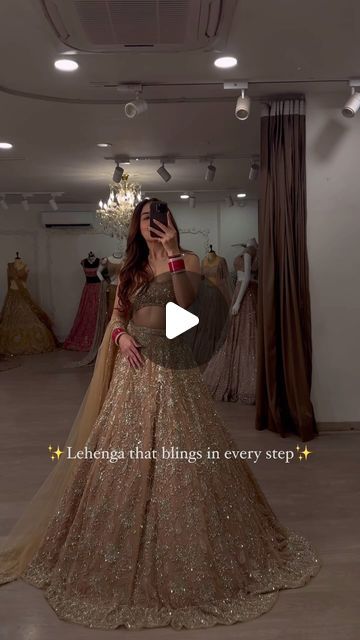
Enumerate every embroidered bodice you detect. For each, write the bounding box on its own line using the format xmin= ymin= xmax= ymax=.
xmin=8 ymin=261 xmax=29 ymax=290
xmin=131 ymin=274 xmax=177 ymax=314
xmin=81 ymin=258 xmax=101 ymax=283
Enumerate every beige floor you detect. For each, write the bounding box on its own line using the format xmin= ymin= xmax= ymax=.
xmin=0 ymin=349 xmax=359 ymax=640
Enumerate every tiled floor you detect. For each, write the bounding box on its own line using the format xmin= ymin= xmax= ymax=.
xmin=0 ymin=350 xmax=359 ymax=639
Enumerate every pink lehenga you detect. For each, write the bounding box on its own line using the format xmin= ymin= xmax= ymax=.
xmin=0 ymin=272 xmax=321 ymax=630
xmin=203 ymin=248 xmax=258 ymax=403
xmin=63 ymin=258 xmax=106 ymax=352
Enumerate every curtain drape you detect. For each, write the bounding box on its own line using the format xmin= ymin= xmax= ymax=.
xmin=256 ymin=97 xmax=318 ymax=442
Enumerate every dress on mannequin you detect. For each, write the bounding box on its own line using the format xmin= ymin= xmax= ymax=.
xmin=0 ymin=256 xmax=57 ymax=355
xmin=0 ymin=268 xmax=320 ymax=631
xmin=63 ymin=253 xmax=106 ymax=352
xmin=101 ymin=253 xmax=124 ymax=321
xmin=203 ymin=243 xmax=258 ymax=403
xmin=185 ymin=248 xmax=234 ymax=366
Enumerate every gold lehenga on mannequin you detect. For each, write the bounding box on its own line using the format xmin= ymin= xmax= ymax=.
xmin=0 ymin=271 xmax=321 ymax=631
xmin=0 ymin=261 xmax=58 ymax=355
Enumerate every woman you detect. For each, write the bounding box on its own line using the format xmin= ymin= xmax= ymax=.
xmin=0 ymin=199 xmax=321 ymax=630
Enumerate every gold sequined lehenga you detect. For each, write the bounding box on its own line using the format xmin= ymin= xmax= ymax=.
xmin=0 ymin=262 xmax=58 ymax=355
xmin=0 ymin=274 xmax=321 ymax=630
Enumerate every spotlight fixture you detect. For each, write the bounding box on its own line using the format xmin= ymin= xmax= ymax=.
xmin=125 ymin=95 xmax=148 ymax=119
xmin=237 ymin=193 xmax=247 ymax=198
xmin=214 ymin=56 xmax=238 ymax=69
xmin=235 ymin=84 xmax=251 ymax=120
xmin=180 ymin=194 xmax=189 ymax=200
xmin=0 ymin=142 xmax=13 ymax=149
xmin=0 ymin=195 xmax=8 ymax=210
xmin=54 ymin=59 xmax=79 ymax=72
xmin=113 ymin=162 xmax=124 ymax=183
xmin=225 ymin=195 xmax=234 ymax=207
xmin=205 ymin=162 xmax=216 ymax=182
xmin=249 ymin=158 xmax=260 ymax=181
xmin=189 ymin=194 xmax=196 ymax=208
xmin=49 ymin=194 xmax=58 ymax=211
xmin=97 ymin=143 xmax=112 ymax=148
xmin=342 ymin=80 xmax=360 ymax=117
xmin=157 ymin=162 xmax=171 ymax=182
xmin=21 ymin=196 xmax=29 ymax=211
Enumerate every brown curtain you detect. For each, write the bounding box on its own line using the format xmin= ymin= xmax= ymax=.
xmin=256 ymin=97 xmax=318 ymax=442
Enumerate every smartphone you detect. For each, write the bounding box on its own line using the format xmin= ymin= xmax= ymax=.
xmin=149 ymin=201 xmax=168 ymax=238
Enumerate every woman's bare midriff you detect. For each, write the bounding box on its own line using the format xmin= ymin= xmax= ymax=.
xmin=131 ymin=306 xmax=166 ymax=329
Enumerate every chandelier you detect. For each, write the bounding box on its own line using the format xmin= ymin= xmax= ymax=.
xmin=96 ymin=174 xmax=142 ymax=239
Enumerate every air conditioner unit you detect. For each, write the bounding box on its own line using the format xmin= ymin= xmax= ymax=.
xmin=41 ymin=211 xmax=96 ymax=228
xmin=40 ymin=0 xmax=237 ymax=53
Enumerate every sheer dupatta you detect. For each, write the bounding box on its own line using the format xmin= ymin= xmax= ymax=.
xmin=0 ymin=321 xmax=118 ymax=585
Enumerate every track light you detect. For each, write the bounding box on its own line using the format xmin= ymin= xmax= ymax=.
xmin=237 ymin=193 xmax=247 ymax=198
xmin=54 ymin=59 xmax=79 ymax=72
xmin=225 ymin=195 xmax=234 ymax=207
xmin=49 ymin=194 xmax=58 ymax=211
xmin=189 ymin=195 xmax=196 ymax=208
xmin=342 ymin=82 xmax=360 ymax=117
xmin=124 ymin=96 xmax=148 ymax=119
xmin=235 ymin=89 xmax=251 ymax=120
xmin=249 ymin=158 xmax=259 ymax=181
xmin=205 ymin=162 xmax=216 ymax=182
xmin=180 ymin=194 xmax=189 ymax=200
xmin=113 ymin=162 xmax=124 ymax=183
xmin=0 ymin=195 xmax=8 ymax=210
xmin=21 ymin=196 xmax=29 ymax=211
xmin=157 ymin=162 xmax=171 ymax=182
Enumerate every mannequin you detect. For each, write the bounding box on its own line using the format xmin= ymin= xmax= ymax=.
xmin=100 ymin=251 xmax=124 ymax=321
xmin=63 ymin=252 xmax=107 ymax=352
xmin=232 ymin=238 xmax=258 ymax=315
xmin=185 ymin=245 xmax=234 ymax=366
xmin=203 ymin=238 xmax=258 ymax=403
xmin=0 ymin=253 xmax=58 ymax=355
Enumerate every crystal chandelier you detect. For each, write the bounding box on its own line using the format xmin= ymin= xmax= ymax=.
xmin=96 ymin=174 xmax=142 ymax=239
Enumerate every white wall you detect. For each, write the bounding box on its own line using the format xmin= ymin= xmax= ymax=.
xmin=306 ymin=92 xmax=360 ymax=422
xmin=0 ymin=201 xmax=258 ymax=341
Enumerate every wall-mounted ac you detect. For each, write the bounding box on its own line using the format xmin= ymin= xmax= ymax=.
xmin=40 ymin=0 xmax=237 ymax=53
xmin=41 ymin=211 xmax=95 ymax=228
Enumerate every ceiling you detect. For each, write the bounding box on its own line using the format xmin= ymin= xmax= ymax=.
xmin=0 ymin=0 xmax=357 ymax=206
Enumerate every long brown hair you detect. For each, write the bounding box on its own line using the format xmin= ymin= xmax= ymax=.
xmin=117 ymin=197 xmax=191 ymax=317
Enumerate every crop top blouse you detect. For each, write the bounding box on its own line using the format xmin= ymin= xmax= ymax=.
xmin=131 ymin=273 xmax=177 ymax=314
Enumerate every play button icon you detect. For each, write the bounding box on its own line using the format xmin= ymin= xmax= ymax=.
xmin=166 ymin=302 xmax=199 ymax=339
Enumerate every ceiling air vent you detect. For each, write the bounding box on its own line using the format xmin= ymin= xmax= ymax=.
xmin=40 ymin=0 xmax=236 ymax=52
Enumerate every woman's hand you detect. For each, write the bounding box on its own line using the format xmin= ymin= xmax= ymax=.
xmin=151 ymin=211 xmax=180 ymax=256
xmin=117 ymin=333 xmax=144 ymax=369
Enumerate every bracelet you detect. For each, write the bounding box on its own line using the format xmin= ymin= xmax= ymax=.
xmin=112 ymin=327 xmax=126 ymax=345
xmin=168 ymin=257 xmax=186 ymax=274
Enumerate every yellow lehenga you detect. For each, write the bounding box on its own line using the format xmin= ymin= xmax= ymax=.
xmin=0 ymin=261 xmax=58 ymax=355
xmin=0 ymin=273 xmax=321 ymax=630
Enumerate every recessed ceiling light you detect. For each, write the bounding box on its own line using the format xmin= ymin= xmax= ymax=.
xmin=214 ymin=56 xmax=237 ymax=69
xmin=237 ymin=193 xmax=246 ymax=198
xmin=180 ymin=194 xmax=190 ymax=199
xmin=54 ymin=59 xmax=79 ymax=72
xmin=0 ymin=142 xmax=13 ymax=149
xmin=97 ymin=143 xmax=112 ymax=148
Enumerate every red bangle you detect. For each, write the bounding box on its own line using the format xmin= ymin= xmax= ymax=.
xmin=112 ymin=327 xmax=126 ymax=344
xmin=168 ymin=257 xmax=185 ymax=273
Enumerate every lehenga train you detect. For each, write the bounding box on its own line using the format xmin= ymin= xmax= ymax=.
xmin=0 ymin=291 xmax=321 ymax=630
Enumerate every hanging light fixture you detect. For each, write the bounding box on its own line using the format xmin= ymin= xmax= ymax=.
xmin=97 ymin=174 xmax=142 ymax=239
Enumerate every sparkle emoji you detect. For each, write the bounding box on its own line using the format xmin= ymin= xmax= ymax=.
xmin=48 ymin=444 xmax=63 ymax=461
xmin=296 ymin=444 xmax=313 ymax=462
